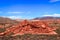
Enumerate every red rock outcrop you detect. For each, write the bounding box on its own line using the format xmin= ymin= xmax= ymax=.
xmin=0 ymin=20 xmax=57 ymax=36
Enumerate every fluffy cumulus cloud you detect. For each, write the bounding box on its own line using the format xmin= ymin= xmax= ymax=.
xmin=49 ymin=0 xmax=60 ymax=2
xmin=43 ymin=14 xmax=60 ymax=17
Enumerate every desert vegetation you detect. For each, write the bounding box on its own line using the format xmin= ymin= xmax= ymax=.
xmin=0 ymin=34 xmax=60 ymax=40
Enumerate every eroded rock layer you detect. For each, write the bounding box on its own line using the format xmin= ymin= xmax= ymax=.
xmin=0 ymin=20 xmax=57 ymax=36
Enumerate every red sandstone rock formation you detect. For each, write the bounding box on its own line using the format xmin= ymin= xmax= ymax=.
xmin=0 ymin=20 xmax=57 ymax=36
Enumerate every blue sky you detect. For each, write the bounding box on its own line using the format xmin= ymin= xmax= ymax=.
xmin=0 ymin=0 xmax=60 ymax=19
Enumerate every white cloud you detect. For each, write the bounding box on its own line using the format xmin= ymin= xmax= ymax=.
xmin=2 ymin=16 xmax=32 ymax=19
xmin=7 ymin=11 xmax=31 ymax=14
xmin=2 ymin=16 xmax=21 ymax=19
xmin=49 ymin=0 xmax=60 ymax=2
xmin=8 ymin=12 xmax=24 ymax=14
xmin=43 ymin=14 xmax=60 ymax=17
xmin=7 ymin=16 xmax=21 ymax=19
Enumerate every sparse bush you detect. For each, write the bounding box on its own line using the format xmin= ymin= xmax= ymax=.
xmin=0 ymin=28 xmax=6 ymax=32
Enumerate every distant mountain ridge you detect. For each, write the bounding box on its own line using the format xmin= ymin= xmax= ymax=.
xmin=34 ymin=16 xmax=60 ymax=20
xmin=0 ymin=16 xmax=60 ymax=23
xmin=0 ymin=17 xmax=18 ymax=24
